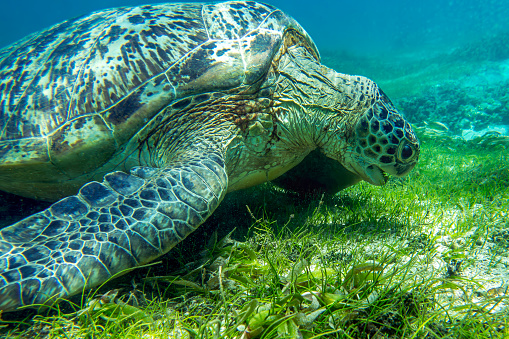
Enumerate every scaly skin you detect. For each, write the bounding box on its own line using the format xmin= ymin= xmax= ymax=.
xmin=0 ymin=1 xmax=419 ymax=311
xmin=0 ymin=150 xmax=227 ymax=311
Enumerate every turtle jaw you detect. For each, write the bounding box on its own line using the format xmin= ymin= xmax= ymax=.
xmin=353 ymin=161 xmax=417 ymax=186
xmin=353 ymin=163 xmax=389 ymax=186
xmin=365 ymin=165 xmax=390 ymax=186
xmin=343 ymin=155 xmax=386 ymax=186
xmin=347 ymin=158 xmax=413 ymax=186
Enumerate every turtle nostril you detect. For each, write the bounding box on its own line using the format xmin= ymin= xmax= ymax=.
xmin=401 ymin=144 xmax=413 ymax=160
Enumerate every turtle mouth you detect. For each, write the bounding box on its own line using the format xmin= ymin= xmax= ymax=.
xmin=350 ymin=163 xmax=389 ymax=186
xmin=363 ymin=165 xmax=389 ymax=186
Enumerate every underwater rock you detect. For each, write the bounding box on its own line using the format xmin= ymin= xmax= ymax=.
xmin=396 ymin=78 xmax=509 ymax=135
xmin=461 ymin=125 xmax=509 ymax=141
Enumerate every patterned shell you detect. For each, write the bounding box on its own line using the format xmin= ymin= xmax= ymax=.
xmin=0 ymin=1 xmax=317 ymax=163
xmin=0 ymin=1 xmax=319 ymax=200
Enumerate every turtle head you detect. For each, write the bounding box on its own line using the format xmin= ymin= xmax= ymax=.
xmin=321 ymin=84 xmax=420 ymax=186
xmin=343 ymin=89 xmax=420 ymax=185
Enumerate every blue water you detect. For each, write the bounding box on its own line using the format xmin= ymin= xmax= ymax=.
xmin=1 ymin=0 xmax=508 ymax=55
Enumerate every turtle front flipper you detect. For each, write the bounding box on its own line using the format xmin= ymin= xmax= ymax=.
xmin=0 ymin=151 xmax=227 ymax=312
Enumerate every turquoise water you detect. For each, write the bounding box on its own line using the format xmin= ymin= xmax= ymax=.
xmin=2 ymin=0 xmax=509 ymax=54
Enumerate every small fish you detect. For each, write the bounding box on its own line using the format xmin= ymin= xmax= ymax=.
xmin=429 ymin=121 xmax=449 ymax=131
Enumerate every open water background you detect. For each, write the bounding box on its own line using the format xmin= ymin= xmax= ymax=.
xmin=1 ymin=0 xmax=509 ymax=56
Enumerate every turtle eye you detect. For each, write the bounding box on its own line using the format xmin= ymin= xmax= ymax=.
xmin=401 ymin=144 xmax=413 ymax=160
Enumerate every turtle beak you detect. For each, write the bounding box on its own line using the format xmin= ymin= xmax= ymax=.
xmin=348 ymin=161 xmax=388 ymax=186
xmin=363 ymin=165 xmax=389 ymax=186
xmin=361 ymin=162 xmax=417 ymax=185
xmin=385 ymin=162 xmax=417 ymax=178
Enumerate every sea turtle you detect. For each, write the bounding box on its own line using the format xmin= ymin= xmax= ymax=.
xmin=0 ymin=1 xmax=420 ymax=312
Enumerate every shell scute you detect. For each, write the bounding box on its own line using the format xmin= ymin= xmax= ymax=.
xmin=240 ymin=29 xmax=281 ymax=85
xmin=203 ymin=1 xmax=277 ymax=40
xmin=0 ymin=3 xmax=207 ymax=141
xmin=168 ymin=39 xmax=244 ymax=97
xmin=48 ymin=115 xmax=116 ymax=177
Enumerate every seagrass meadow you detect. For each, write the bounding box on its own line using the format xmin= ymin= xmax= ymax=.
xmin=0 ymin=124 xmax=508 ymax=338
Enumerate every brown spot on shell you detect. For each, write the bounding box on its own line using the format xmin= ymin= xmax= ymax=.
xmin=106 ymin=93 xmax=143 ymax=125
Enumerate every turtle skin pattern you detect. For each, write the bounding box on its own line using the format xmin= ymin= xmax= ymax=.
xmin=0 ymin=151 xmax=227 ymax=311
xmin=0 ymin=1 xmax=420 ymax=312
xmin=0 ymin=1 xmax=298 ymax=312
